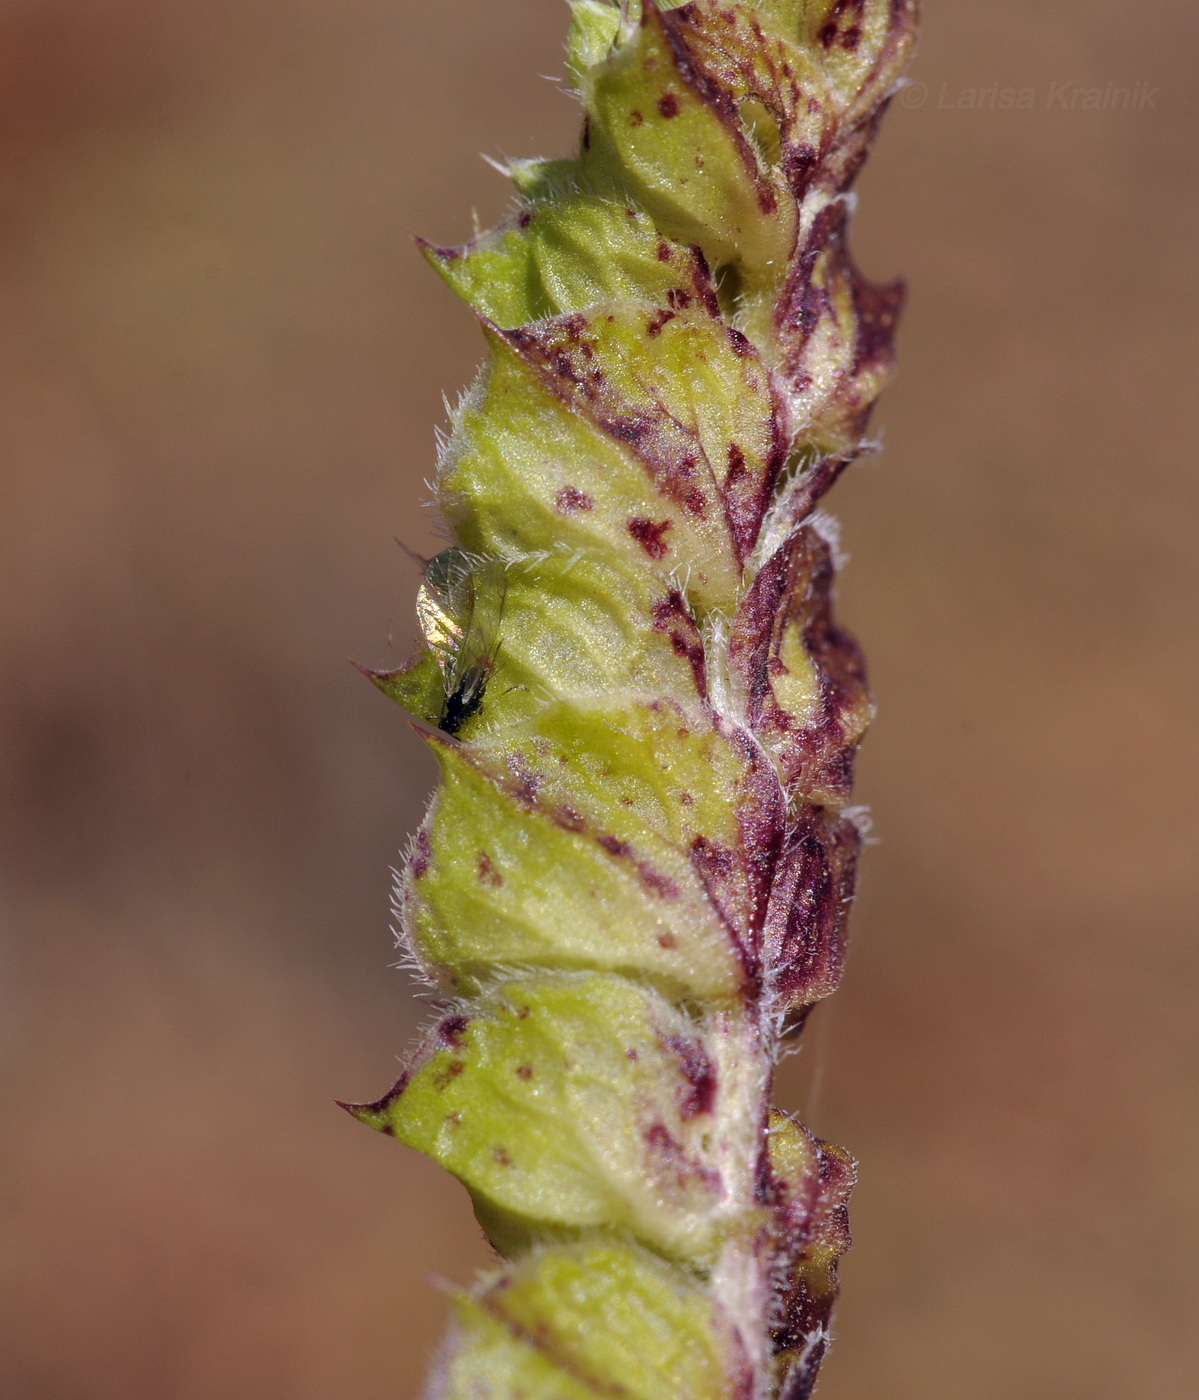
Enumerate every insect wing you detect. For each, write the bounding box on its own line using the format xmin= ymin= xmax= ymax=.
xmin=416 ymin=548 xmax=475 ymax=679
xmin=446 ymin=559 xmax=506 ymax=703
xmin=415 ymin=549 xmax=507 ymax=733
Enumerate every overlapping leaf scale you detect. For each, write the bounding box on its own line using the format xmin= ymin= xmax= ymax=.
xmin=423 ymin=195 xmax=711 ymax=329
xmin=433 ymin=1241 xmax=746 ymax=1400
xmin=730 ymin=522 xmax=873 ymax=805
xmin=348 ymin=974 xmax=765 ymax=1261
xmin=400 ymin=708 xmax=769 ymax=1002
xmin=437 ymin=302 xmax=785 ymax=606
xmin=761 ymin=805 xmax=860 ymax=1014
xmin=762 ymin=1111 xmax=857 ymax=1400
xmin=772 ymin=197 xmax=904 ymax=452
xmin=579 ymin=2 xmax=797 ymax=287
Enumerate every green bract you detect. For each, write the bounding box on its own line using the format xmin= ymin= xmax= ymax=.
xmin=347 ymin=3 xmax=916 ymax=1397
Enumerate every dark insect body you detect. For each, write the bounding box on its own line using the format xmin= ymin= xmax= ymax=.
xmin=416 ymin=547 xmax=506 ymax=735
xmin=440 ymin=665 xmax=489 ymax=736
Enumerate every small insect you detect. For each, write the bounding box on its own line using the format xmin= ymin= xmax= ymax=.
xmin=416 ymin=548 xmax=507 ymax=735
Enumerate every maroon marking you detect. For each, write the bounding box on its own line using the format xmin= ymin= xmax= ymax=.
xmin=768 ymin=1135 xmax=857 ymax=1384
xmin=439 ymin=1016 xmax=469 ymax=1047
xmin=413 ymin=236 xmax=463 ymax=266
xmin=777 ymin=1343 xmax=829 ymax=1400
xmin=729 ymin=523 xmax=872 ymax=800
xmin=477 ymin=853 xmax=503 ymax=888
xmin=655 ymin=1 xmax=794 ymax=218
xmin=737 ymin=799 xmax=787 ymax=945
xmin=727 ymin=326 xmax=754 ymax=356
xmin=661 ymin=1033 xmax=718 ymax=1119
xmin=816 ymin=0 xmax=869 ymax=51
xmin=658 ymin=932 xmax=679 ymax=949
xmin=506 ymin=754 xmax=543 ymax=805
xmin=667 ymin=287 xmax=692 ymax=311
xmin=688 ymin=832 xmax=750 ymax=954
xmin=657 ymin=92 xmax=681 ymax=118
xmin=605 ymin=414 xmax=651 ymax=449
xmin=410 ymin=827 xmax=431 ymax=881
xmin=656 ymin=240 xmax=672 ymax=262
xmin=776 ymin=199 xmax=846 ymax=360
xmin=727 ymin=1345 xmax=758 ymax=1400
xmin=432 ymin=1059 xmax=465 ymax=1090
xmin=852 ymin=268 xmax=906 ymax=376
xmin=492 ymin=1146 xmax=513 ymax=1166
xmin=650 ymin=590 xmax=707 ymax=695
xmin=726 ymin=442 xmax=747 ymax=485
xmin=775 ymin=192 xmax=906 ymax=445
xmin=641 ymin=867 xmax=682 ymax=899
xmin=582 ymin=825 xmax=682 ymax=900
xmin=681 ymin=485 xmax=707 ymax=517
xmin=515 ymin=1065 xmax=534 ymax=1081
xmin=683 ymin=738 xmax=782 ymax=960
xmin=500 ymin=314 xmax=724 ymax=526
xmin=642 ymin=1121 xmax=723 ymax=1192
xmin=680 ymin=792 xmax=694 ymax=806
xmin=554 ymin=485 xmax=594 ymax=514
xmin=691 ymin=836 xmax=737 ymax=884
xmin=647 ymin=307 xmax=677 ymax=337
xmin=628 ymin=517 xmax=673 ymax=559
xmin=761 ymin=808 xmax=861 ymax=1008
xmin=515 ymin=1006 xmax=530 ymax=1020
xmin=556 ymin=805 xmax=586 ymax=833
xmin=651 ymin=591 xmax=686 ymax=629
xmin=336 ymin=1074 xmax=410 ymax=1131
xmin=670 ymin=633 xmax=696 ymax=662
xmin=690 ymin=249 xmax=722 ymax=319
xmin=630 ymin=109 xmax=645 ymax=126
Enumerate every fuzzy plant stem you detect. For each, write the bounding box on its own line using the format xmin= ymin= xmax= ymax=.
xmin=344 ymin=3 xmax=917 ymax=1398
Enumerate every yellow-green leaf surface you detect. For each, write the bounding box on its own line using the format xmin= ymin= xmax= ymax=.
xmin=440 ymin=1242 xmax=740 ymax=1400
xmin=404 ymin=704 xmax=768 ymax=1000
xmin=352 ymin=973 xmax=762 ymax=1261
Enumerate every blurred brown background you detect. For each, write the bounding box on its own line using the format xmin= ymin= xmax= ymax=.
xmin=0 ymin=1 xmax=1194 ymax=1396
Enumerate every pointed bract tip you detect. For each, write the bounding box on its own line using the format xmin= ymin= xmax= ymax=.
xmin=336 ymin=1077 xmax=408 ymax=1134
xmin=415 ymin=234 xmax=463 ymax=265
xmin=349 ymin=657 xmax=412 ymax=687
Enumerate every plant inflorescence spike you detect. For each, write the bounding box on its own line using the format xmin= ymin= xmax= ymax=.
xmin=347 ymin=4 xmax=918 ymax=1396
